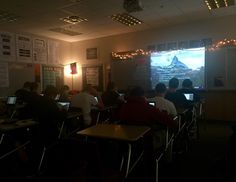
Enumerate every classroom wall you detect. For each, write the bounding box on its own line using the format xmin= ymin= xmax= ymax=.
xmin=69 ymin=14 xmax=236 ymax=91
xmin=68 ymin=14 xmax=236 ymax=121
xmin=0 ymin=31 xmax=71 ymax=96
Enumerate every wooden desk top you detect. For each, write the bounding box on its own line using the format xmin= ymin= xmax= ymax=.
xmin=77 ymin=124 xmax=150 ymax=142
xmin=0 ymin=119 xmax=38 ymax=132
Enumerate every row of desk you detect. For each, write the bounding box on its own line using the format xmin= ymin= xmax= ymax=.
xmin=0 ymin=101 xmax=202 ymax=180
xmin=76 ymin=102 xmax=202 ymax=181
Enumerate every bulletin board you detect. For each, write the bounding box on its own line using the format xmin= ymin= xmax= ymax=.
xmin=82 ymin=65 xmax=104 ymax=91
xmin=42 ymin=65 xmax=64 ymax=90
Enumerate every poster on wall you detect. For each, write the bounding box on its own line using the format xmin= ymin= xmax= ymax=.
xmin=0 ymin=62 xmax=9 ymax=87
xmin=48 ymin=40 xmax=60 ymax=64
xmin=85 ymin=67 xmax=99 ymax=86
xmin=16 ymin=34 xmax=32 ymax=62
xmin=82 ymin=65 xmax=103 ymax=91
xmin=42 ymin=65 xmax=63 ymax=90
xmin=33 ymin=38 xmax=47 ymax=63
xmin=0 ymin=32 xmax=15 ymax=62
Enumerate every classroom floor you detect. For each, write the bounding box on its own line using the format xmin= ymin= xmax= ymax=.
xmin=126 ymin=120 xmax=235 ymax=182
xmin=1 ymin=120 xmax=235 ymax=182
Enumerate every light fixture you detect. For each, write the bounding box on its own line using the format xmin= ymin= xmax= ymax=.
xmin=110 ymin=13 xmax=142 ymax=26
xmin=207 ymin=38 xmax=236 ymax=51
xmin=204 ymin=0 xmax=235 ymax=10
xmin=60 ymin=15 xmax=88 ymax=24
xmin=49 ymin=27 xmax=82 ymax=36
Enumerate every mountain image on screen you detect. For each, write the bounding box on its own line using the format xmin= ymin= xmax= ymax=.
xmin=150 ymin=48 xmax=205 ymax=89
xmin=166 ymin=56 xmax=188 ymax=69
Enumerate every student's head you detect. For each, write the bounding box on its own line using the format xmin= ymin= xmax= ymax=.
xmin=169 ymin=77 xmax=179 ymax=90
xmin=129 ymin=86 xmax=144 ymax=97
xmin=23 ymin=81 xmax=31 ymax=90
xmin=60 ymin=85 xmax=70 ymax=94
xmin=84 ymin=84 xmax=97 ymax=96
xmin=30 ymin=82 xmax=39 ymax=93
xmin=155 ymin=83 xmax=167 ymax=96
xmin=106 ymin=82 xmax=116 ymax=92
xmin=44 ymin=85 xmax=58 ymax=98
xmin=182 ymin=79 xmax=193 ymax=89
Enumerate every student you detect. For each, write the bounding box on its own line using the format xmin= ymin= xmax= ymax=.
xmin=58 ymin=85 xmax=70 ymax=102
xmin=165 ymin=77 xmax=190 ymax=108
xmin=101 ymin=81 xmax=123 ymax=107
xmin=120 ymin=86 xmax=176 ymax=127
xmin=120 ymin=86 xmax=177 ymax=182
xmin=32 ymin=85 xmax=67 ymax=144
xmin=70 ymin=84 xmax=104 ymax=127
xmin=15 ymin=81 xmax=31 ymax=103
xmin=148 ymin=83 xmax=177 ymax=116
xmin=177 ymin=78 xmax=200 ymax=103
xmin=30 ymin=82 xmax=39 ymax=95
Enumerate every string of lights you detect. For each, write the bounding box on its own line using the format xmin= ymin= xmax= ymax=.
xmin=207 ymin=38 xmax=236 ymax=51
xmin=112 ymin=49 xmax=150 ymax=60
xmin=112 ymin=39 xmax=236 ymax=60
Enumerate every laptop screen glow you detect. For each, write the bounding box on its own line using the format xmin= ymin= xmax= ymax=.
xmin=7 ymin=96 xmax=17 ymax=104
xmin=184 ymin=93 xmax=194 ymax=101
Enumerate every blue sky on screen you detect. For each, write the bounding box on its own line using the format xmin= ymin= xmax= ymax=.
xmin=151 ymin=47 xmax=205 ymax=70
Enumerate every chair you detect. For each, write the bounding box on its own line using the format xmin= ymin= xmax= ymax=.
xmin=155 ymin=116 xmax=178 ymax=182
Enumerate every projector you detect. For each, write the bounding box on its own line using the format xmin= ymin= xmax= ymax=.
xmin=123 ymin=0 xmax=143 ymax=13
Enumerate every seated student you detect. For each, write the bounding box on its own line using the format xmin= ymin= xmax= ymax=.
xmin=148 ymin=83 xmax=177 ymax=116
xmin=120 ymin=86 xmax=176 ymax=127
xmin=70 ymin=84 xmax=104 ymax=127
xmin=177 ymin=78 xmax=200 ymax=103
xmin=31 ymin=85 xmax=67 ymax=144
xmin=15 ymin=81 xmax=32 ymax=103
xmin=101 ymin=81 xmax=124 ymax=107
xmin=21 ymin=85 xmax=67 ymax=173
xmin=30 ymin=82 xmax=40 ymax=95
xmin=165 ymin=77 xmax=190 ymax=108
xmin=15 ymin=82 xmax=34 ymax=119
xmin=119 ymin=86 xmax=177 ymax=182
xmin=58 ymin=85 xmax=70 ymax=102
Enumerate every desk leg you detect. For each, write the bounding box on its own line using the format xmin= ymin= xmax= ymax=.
xmin=0 ymin=133 xmax=5 ymax=144
xmin=125 ymin=143 xmax=132 ymax=178
xmin=58 ymin=121 xmax=65 ymax=139
xmin=178 ymin=115 xmax=181 ymax=132
xmin=120 ymin=156 xmax=124 ymax=171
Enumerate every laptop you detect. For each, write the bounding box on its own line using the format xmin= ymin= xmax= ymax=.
xmin=57 ymin=102 xmax=70 ymax=111
xmin=184 ymin=93 xmax=194 ymax=101
xmin=7 ymin=96 xmax=17 ymax=105
xmin=148 ymin=101 xmax=156 ymax=107
xmin=55 ymin=94 xmax=60 ymax=100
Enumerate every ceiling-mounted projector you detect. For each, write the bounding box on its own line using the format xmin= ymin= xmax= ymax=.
xmin=123 ymin=0 xmax=143 ymax=13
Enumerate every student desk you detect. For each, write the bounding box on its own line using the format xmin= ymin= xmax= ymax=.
xmin=77 ymin=124 xmax=151 ymax=178
xmin=0 ymin=119 xmax=38 ymax=144
xmin=0 ymin=119 xmax=38 ymax=160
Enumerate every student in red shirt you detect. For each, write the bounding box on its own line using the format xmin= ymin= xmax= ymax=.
xmin=120 ymin=86 xmax=176 ymax=128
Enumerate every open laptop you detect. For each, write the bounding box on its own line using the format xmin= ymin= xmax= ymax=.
xmin=7 ymin=96 xmax=17 ymax=105
xmin=184 ymin=93 xmax=194 ymax=101
xmin=57 ymin=102 xmax=70 ymax=111
xmin=55 ymin=94 xmax=60 ymax=101
xmin=148 ymin=101 xmax=156 ymax=107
